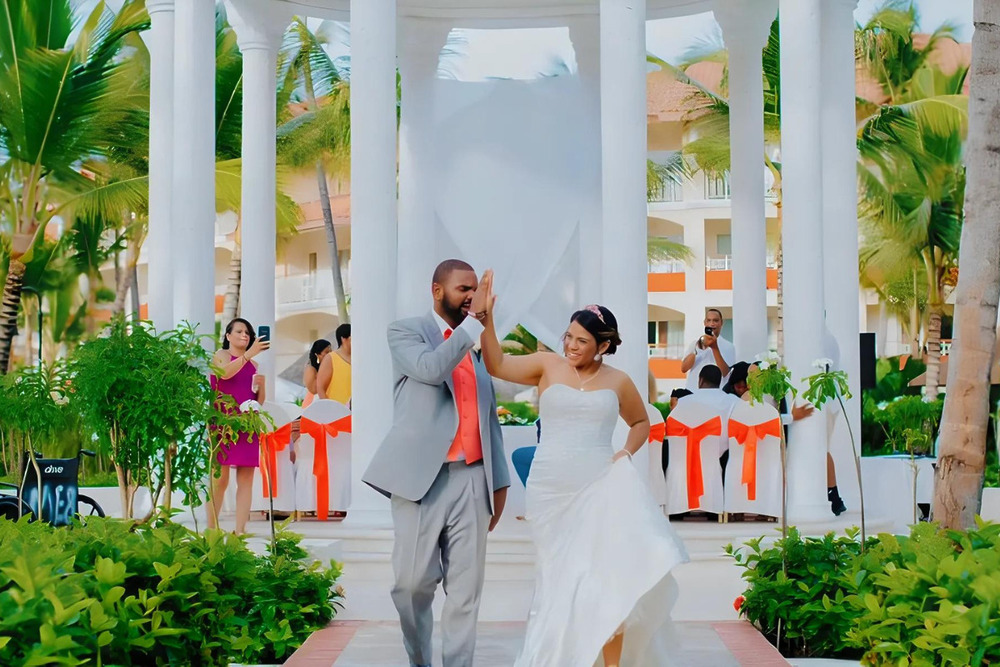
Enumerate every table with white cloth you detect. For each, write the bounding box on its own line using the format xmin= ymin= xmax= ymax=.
xmin=860 ymin=454 xmax=935 ymax=530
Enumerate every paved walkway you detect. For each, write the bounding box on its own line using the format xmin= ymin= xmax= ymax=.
xmin=285 ymin=620 xmax=790 ymax=666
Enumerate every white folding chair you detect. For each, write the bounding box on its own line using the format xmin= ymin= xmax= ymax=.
xmin=725 ymin=401 xmax=783 ymax=519
xmin=295 ymin=399 xmax=352 ymax=519
xmin=663 ymin=400 xmax=726 ymax=515
xmin=251 ymin=401 xmax=299 ymax=514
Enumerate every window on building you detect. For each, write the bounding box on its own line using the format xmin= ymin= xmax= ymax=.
xmin=308 ymin=252 xmax=318 ymax=277
xmin=716 ymin=234 xmax=732 ymax=256
xmin=706 ymin=172 xmax=731 ymax=199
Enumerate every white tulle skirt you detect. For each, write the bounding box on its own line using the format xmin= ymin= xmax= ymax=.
xmin=515 ymin=452 xmax=689 ymax=667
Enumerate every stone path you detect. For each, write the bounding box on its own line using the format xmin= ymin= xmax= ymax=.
xmin=284 ymin=620 xmax=790 ymax=666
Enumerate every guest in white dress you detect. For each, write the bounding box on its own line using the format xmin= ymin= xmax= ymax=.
xmin=477 ymin=270 xmax=688 ymax=667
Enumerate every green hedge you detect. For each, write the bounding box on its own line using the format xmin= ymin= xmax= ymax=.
xmin=728 ymin=521 xmax=1000 ymax=665
xmin=0 ymin=518 xmax=343 ymax=665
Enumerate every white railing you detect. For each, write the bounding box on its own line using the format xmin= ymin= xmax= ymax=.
xmin=706 ymin=256 xmax=732 ymax=271
xmin=648 ymin=343 xmax=685 ymax=358
xmin=647 ymin=259 xmax=686 ymax=274
xmin=277 ymin=273 xmax=350 ymax=306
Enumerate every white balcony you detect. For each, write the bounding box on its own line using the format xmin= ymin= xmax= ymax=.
xmin=277 ymin=272 xmax=350 ymax=312
xmin=648 ymin=343 xmax=685 ymax=358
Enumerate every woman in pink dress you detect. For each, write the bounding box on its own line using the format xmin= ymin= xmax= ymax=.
xmin=207 ymin=318 xmax=269 ymax=534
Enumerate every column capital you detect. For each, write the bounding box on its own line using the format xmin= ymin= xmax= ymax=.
xmin=715 ymin=0 xmax=778 ymax=51
xmin=224 ymin=0 xmax=291 ymax=53
xmin=146 ymin=0 xmax=174 ymax=16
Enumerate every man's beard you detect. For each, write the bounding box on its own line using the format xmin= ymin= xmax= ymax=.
xmin=442 ymin=297 xmax=469 ymax=323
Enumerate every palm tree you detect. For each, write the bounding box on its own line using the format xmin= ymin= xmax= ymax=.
xmin=933 ymin=0 xmax=999 ymax=530
xmin=0 ymin=0 xmax=150 ymax=373
xmin=278 ymin=18 xmax=351 ymax=325
xmin=855 ymin=2 xmax=970 ymax=396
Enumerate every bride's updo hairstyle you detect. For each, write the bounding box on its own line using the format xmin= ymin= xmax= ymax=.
xmin=569 ymin=305 xmax=622 ymax=355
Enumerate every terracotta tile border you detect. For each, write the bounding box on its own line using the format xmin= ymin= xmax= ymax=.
xmin=712 ymin=621 xmax=791 ymax=666
xmin=284 ymin=620 xmax=363 ymax=666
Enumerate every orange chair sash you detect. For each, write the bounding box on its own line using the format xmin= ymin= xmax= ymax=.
xmin=666 ymin=415 xmax=722 ymax=509
xmin=728 ymin=418 xmax=782 ymax=501
xmin=300 ymin=415 xmax=352 ymax=520
xmin=260 ymin=422 xmax=293 ymax=499
xmin=648 ymin=421 xmax=666 ymax=443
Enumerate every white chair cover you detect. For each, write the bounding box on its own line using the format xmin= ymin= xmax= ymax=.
xmin=645 ymin=404 xmax=668 ymax=507
xmin=663 ymin=399 xmax=726 ymax=515
xmin=251 ymin=401 xmax=300 ymax=513
xmin=724 ymin=401 xmax=783 ymax=518
xmin=295 ymin=399 xmax=352 ymax=516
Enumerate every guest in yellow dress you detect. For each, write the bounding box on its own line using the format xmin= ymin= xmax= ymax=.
xmin=317 ymin=323 xmax=351 ymax=405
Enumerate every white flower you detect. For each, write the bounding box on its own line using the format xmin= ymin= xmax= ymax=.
xmin=758 ymin=361 xmax=771 ymax=371
xmin=239 ymin=399 xmax=262 ymax=413
xmin=813 ymin=358 xmax=834 ymax=371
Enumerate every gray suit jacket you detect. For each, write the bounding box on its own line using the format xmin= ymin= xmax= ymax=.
xmin=362 ymin=312 xmax=510 ymax=512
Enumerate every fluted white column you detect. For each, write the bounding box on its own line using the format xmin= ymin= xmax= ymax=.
xmin=172 ymin=0 xmax=216 ymax=339
xmin=717 ymin=0 xmax=776 ymax=360
xmin=350 ymin=0 xmax=398 ymax=515
xmin=600 ymin=0 xmax=648 ymax=392
xmin=146 ymin=0 xmax=174 ymax=330
xmin=779 ymin=0 xmax=830 ymax=522
xmin=822 ymin=0 xmax=862 ymax=501
xmin=226 ymin=0 xmax=290 ymax=392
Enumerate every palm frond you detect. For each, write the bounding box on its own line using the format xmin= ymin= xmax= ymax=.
xmin=647 ymin=237 xmax=694 ymax=264
xmin=214 ymin=158 xmax=302 ymax=237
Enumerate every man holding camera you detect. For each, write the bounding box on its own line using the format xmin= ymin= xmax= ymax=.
xmin=681 ymin=308 xmax=735 ymax=390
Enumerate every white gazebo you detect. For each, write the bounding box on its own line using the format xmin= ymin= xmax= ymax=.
xmin=144 ymin=0 xmax=862 ymax=523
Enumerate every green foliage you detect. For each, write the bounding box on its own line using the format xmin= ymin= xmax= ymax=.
xmin=867 ymin=355 xmax=926 ymax=403
xmin=67 ymin=317 xmax=230 ymax=511
xmin=0 ymin=518 xmax=343 ymax=665
xmin=497 ymin=401 xmax=538 ymax=426
xmin=652 ymin=402 xmax=671 ymax=422
xmin=726 ymin=527 xmax=868 ymax=659
xmin=0 ymin=363 xmax=73 ymax=484
xmin=729 ymin=521 xmax=1000 ymax=664
xmin=802 ymin=365 xmax=852 ymax=410
xmin=846 ymin=521 xmax=1000 ymax=666
xmin=746 ymin=356 xmax=796 ymax=407
xmin=867 ymin=395 xmax=943 ymax=456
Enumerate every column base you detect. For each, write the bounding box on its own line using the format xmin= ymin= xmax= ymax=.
xmin=340 ymin=507 xmax=393 ymax=529
xmin=787 ymin=501 xmax=836 ymax=525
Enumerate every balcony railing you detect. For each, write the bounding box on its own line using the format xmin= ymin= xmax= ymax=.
xmin=705 ymin=255 xmax=780 ymax=271
xmin=649 ymin=178 xmax=682 ymax=203
xmin=648 ymin=343 xmax=685 ymax=358
xmin=648 ymin=259 xmax=686 ymax=274
xmin=277 ymin=272 xmax=350 ymax=306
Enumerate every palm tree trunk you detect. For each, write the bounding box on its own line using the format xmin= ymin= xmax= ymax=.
xmin=301 ymin=57 xmax=350 ymax=324
xmin=925 ymin=305 xmax=942 ymax=398
xmin=0 ymin=259 xmax=26 ymax=374
xmin=933 ymin=0 xmax=999 ymax=530
xmin=222 ymin=242 xmax=242 ymax=322
xmin=113 ymin=242 xmax=138 ymax=315
xmin=316 ymin=163 xmax=350 ymax=323
xmin=130 ymin=264 xmax=140 ymax=320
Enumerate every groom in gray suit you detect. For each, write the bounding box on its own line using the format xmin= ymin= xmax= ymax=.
xmin=363 ymin=259 xmax=510 ymax=667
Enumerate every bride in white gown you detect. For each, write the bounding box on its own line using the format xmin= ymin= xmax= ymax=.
xmin=476 ymin=271 xmax=688 ymax=666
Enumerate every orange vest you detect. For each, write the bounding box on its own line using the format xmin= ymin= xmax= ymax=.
xmin=444 ymin=329 xmax=483 ymax=464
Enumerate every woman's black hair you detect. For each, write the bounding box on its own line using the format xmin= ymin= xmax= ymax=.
xmin=309 ymin=338 xmax=333 ymax=370
xmin=569 ymin=305 xmax=622 ymax=355
xmin=722 ymin=361 xmax=752 ymax=395
xmin=335 ymin=323 xmax=351 ymax=347
xmin=222 ymin=318 xmax=255 ymax=350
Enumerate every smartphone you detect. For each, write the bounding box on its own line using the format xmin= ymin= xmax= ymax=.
xmin=704 ymin=326 xmax=714 ymax=336
xmin=257 ymin=325 xmax=270 ymax=342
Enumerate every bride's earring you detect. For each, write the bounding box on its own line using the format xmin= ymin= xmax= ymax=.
xmin=594 ymin=353 xmax=603 ymax=362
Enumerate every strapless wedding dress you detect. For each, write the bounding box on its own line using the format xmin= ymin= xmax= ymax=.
xmin=514 ymin=384 xmax=689 ymax=666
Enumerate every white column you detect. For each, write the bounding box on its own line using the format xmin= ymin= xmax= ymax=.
xmin=779 ymin=0 xmax=830 ymax=521
xmin=172 ymin=0 xmax=216 ymax=339
xmin=599 ymin=0 xmax=648 ymax=392
xmin=226 ymin=0 xmax=289 ymax=392
xmin=350 ymin=0 xmax=398 ymax=516
xmin=396 ymin=21 xmax=449 ymax=316
xmin=146 ymin=0 xmax=174 ymax=330
xmin=716 ymin=0 xmax=776 ymax=360
xmin=821 ymin=0 xmax=862 ymax=502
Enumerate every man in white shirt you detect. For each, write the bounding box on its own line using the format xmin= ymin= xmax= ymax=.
xmin=681 ymin=308 xmax=735 ymax=390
